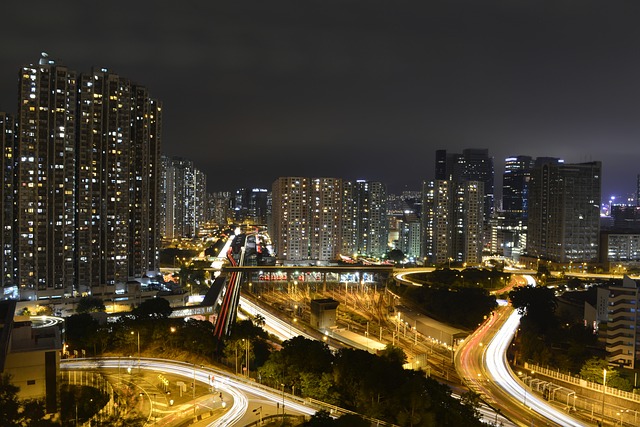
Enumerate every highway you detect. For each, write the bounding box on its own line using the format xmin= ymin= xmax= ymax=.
xmin=62 ymin=357 xmax=317 ymax=426
xmin=200 ymin=252 xmax=596 ymax=426
xmin=456 ymin=303 xmax=590 ymax=427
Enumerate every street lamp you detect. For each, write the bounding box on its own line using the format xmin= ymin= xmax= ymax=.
xmin=131 ymin=331 xmax=140 ymax=372
xmin=169 ymin=327 xmax=176 ymax=349
xmin=280 ymin=383 xmax=286 ymax=423
xmin=602 ymin=369 xmax=607 ymax=424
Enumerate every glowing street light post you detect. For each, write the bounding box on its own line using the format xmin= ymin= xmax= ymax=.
xmin=130 ymin=330 xmax=140 ymax=372
xmin=602 ymin=369 xmax=607 ymax=424
xmin=280 ymin=383 xmax=286 ymax=424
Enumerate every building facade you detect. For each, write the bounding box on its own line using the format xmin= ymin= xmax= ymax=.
xmin=596 ymin=276 xmax=640 ymax=369
xmin=527 ymin=161 xmax=601 ymax=263
xmin=7 ymin=54 xmax=162 ymax=300
xmin=341 ymin=180 xmax=388 ymax=258
xmin=1 ymin=113 xmax=16 ymax=291
xmin=422 ymin=179 xmax=484 ymax=265
xmin=436 ymin=148 xmax=494 ymax=221
xmin=16 ymin=55 xmax=78 ymax=297
xmin=162 ymin=156 xmax=206 ymax=239
xmin=232 ymin=188 xmax=269 ymax=225
xmin=271 ymin=177 xmax=309 ymax=261
xmin=208 ymin=191 xmax=233 ymax=226
xmin=309 ymin=178 xmax=342 ymax=262
xmin=271 ymin=177 xmax=388 ymax=263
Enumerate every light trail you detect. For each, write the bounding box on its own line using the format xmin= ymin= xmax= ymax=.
xmin=239 ymin=296 xmax=316 ymax=341
xmin=484 ymin=310 xmax=588 ymax=427
xmin=62 ymin=357 xmax=317 ymax=426
xmin=29 ymin=315 xmax=65 ymax=328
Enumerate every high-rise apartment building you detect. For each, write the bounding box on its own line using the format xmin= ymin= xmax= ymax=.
xmin=1 ymin=113 xmax=16 ymax=290
xmin=16 ymin=55 xmax=78 ymax=297
xmin=592 ymin=276 xmax=640 ymax=368
xmin=341 ymin=180 xmax=388 ymax=258
xmin=398 ymin=215 xmax=421 ymax=260
xmin=271 ymin=177 xmax=309 ymax=261
xmin=457 ymin=181 xmax=484 ymax=264
xmin=9 ymin=54 xmax=162 ymax=299
xmin=129 ymin=90 xmax=162 ymax=278
xmin=309 ymin=178 xmax=342 ymax=262
xmin=208 ymin=191 xmax=232 ymax=226
xmin=163 ymin=156 xmax=206 ymax=239
xmin=422 ymin=179 xmax=484 ymax=265
xmin=527 ymin=161 xmax=601 ymax=262
xmin=435 ymin=148 xmax=494 ymax=221
xmin=271 ymin=177 xmax=388 ymax=263
xmin=75 ymin=68 xmax=161 ymax=287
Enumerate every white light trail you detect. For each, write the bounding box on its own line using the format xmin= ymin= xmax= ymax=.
xmin=484 ymin=311 xmax=587 ymax=427
xmin=62 ymin=357 xmax=317 ymax=426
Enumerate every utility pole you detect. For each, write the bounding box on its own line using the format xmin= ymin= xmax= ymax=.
xmin=602 ymin=369 xmax=607 ymax=425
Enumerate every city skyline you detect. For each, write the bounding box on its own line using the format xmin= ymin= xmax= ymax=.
xmin=2 ymin=1 xmax=640 ymax=199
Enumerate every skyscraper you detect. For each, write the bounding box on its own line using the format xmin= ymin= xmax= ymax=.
xmin=527 ymin=161 xmax=601 ymax=262
xmin=208 ymin=191 xmax=233 ymax=226
xmin=163 ymin=156 xmax=206 ymax=239
xmin=502 ymin=156 xmax=534 ymax=216
xmin=232 ymin=188 xmax=269 ymax=225
xmin=271 ymin=177 xmax=388 ymax=262
xmin=422 ymin=179 xmax=484 ymax=265
xmin=341 ymin=180 xmax=388 ymax=258
xmin=12 ymin=54 xmax=162 ymax=299
xmin=497 ymin=156 xmax=534 ymax=258
xmin=309 ymin=178 xmax=342 ymax=262
xmin=271 ymin=177 xmax=309 ymax=262
xmin=16 ymin=54 xmax=77 ymax=297
xmin=1 ymin=113 xmax=16 ymax=290
xmin=76 ymin=68 xmax=162 ymax=288
xmin=436 ymin=148 xmax=494 ymax=220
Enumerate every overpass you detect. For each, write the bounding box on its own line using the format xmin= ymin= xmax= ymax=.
xmin=199 ymin=233 xmax=394 ymax=339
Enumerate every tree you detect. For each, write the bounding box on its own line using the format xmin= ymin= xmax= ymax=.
xmin=252 ymin=313 xmax=266 ymax=327
xmin=0 ymin=374 xmax=55 ymax=426
xmin=386 ymin=249 xmax=405 ymax=264
xmin=579 ymin=357 xmax=631 ymax=390
xmin=334 ymin=414 xmax=370 ymax=427
xmin=378 ymin=345 xmax=407 ymax=366
xmin=304 ymin=410 xmax=334 ymax=426
xmin=0 ymin=374 xmax=21 ymax=426
xmin=460 ymin=390 xmax=482 ymax=420
xmin=508 ymin=285 xmax=557 ymax=331
xmin=76 ymin=296 xmax=106 ymax=314
xmin=258 ymin=337 xmax=333 ymax=393
xmin=65 ymin=313 xmax=100 ymax=355
xmin=131 ymin=297 xmax=172 ymax=319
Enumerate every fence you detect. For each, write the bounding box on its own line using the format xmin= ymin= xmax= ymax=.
xmin=524 ymin=363 xmax=640 ymax=403
xmin=61 ymin=370 xmax=119 ymax=425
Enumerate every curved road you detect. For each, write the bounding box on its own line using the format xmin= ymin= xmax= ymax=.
xmin=62 ymin=357 xmax=317 ymax=426
xmin=396 ymin=268 xmax=591 ymax=426
xmin=456 ymin=304 xmax=590 ymax=427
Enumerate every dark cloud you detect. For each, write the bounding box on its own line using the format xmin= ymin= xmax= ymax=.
xmin=2 ymin=0 xmax=640 ymax=198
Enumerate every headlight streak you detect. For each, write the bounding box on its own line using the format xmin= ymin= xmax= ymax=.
xmin=239 ymin=296 xmax=316 ymax=341
xmin=62 ymin=357 xmax=316 ymax=426
xmin=484 ymin=310 xmax=587 ymax=427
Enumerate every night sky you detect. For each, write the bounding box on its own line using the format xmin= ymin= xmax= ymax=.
xmin=2 ymin=1 xmax=640 ymax=200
